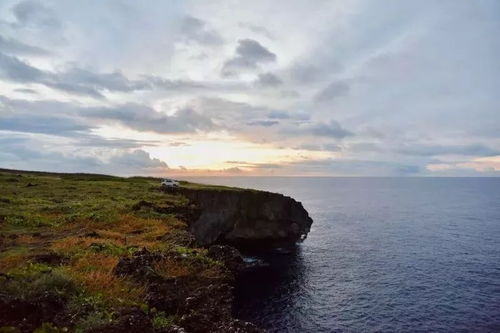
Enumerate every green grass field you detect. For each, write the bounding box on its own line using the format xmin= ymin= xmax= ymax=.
xmin=0 ymin=169 xmax=231 ymax=332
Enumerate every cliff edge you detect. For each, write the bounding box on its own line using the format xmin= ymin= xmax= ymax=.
xmin=178 ymin=186 xmax=313 ymax=250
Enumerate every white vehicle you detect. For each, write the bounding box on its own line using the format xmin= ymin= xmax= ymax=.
xmin=161 ymin=178 xmax=179 ymax=187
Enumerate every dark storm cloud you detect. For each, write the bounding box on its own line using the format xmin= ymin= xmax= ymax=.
xmin=181 ymin=16 xmax=223 ymax=45
xmin=221 ymin=39 xmax=276 ymax=77
xmin=0 ymin=34 xmax=50 ymax=56
xmin=254 ymin=72 xmax=283 ymax=87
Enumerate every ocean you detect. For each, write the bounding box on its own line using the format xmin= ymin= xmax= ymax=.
xmin=183 ymin=177 xmax=500 ymax=332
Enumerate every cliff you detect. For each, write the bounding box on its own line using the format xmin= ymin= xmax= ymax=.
xmin=178 ymin=186 xmax=313 ymax=250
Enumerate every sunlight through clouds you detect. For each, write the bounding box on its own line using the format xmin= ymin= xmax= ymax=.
xmin=1 ymin=0 xmax=499 ymax=176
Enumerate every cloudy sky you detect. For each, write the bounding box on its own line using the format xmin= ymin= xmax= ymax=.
xmin=1 ymin=0 xmax=499 ymax=176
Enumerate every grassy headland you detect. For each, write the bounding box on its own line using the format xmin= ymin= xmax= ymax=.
xmin=0 ymin=169 xmax=251 ymax=332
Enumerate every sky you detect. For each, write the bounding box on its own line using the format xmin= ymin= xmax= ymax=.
xmin=1 ymin=0 xmax=499 ymax=176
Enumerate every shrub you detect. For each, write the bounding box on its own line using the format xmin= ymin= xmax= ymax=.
xmin=152 ymin=312 xmax=175 ymax=329
xmin=67 ymin=253 xmax=145 ymax=306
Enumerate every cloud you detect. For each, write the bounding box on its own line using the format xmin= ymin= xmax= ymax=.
xmin=0 ymin=96 xmax=217 ymax=138
xmin=0 ymin=134 xmax=166 ymax=176
xmin=0 ymin=34 xmax=50 ymax=56
xmin=427 ymin=156 xmax=500 ymax=175
xmin=56 ymin=68 xmax=150 ymax=92
xmin=221 ymin=39 xmax=276 ymax=77
xmin=254 ymin=72 xmax=283 ymax=87
xmin=239 ymin=23 xmax=273 ymax=39
xmin=290 ymin=61 xmax=342 ymax=85
xmin=12 ymin=0 xmax=61 ymax=30
xmin=180 ymin=16 xmax=222 ymax=45
xmin=246 ymin=120 xmax=279 ymax=127
xmin=294 ymin=120 xmax=352 ymax=139
xmin=74 ymin=135 xmax=159 ymax=149
xmin=0 ymin=96 xmax=90 ymax=135
xmin=14 ymin=88 xmax=37 ymax=94
xmin=0 ymin=142 xmax=167 ymax=176
xmin=1 ymin=1 xmax=500 ymax=176
xmin=0 ymin=51 xmax=44 ymax=82
xmin=225 ymin=160 xmax=282 ymax=169
xmin=267 ymin=110 xmax=308 ymax=120
xmin=314 ymin=80 xmax=350 ymax=103
xmin=0 ymin=52 xmax=103 ymax=98
xmin=106 ymin=149 xmax=168 ymax=171
xmin=189 ymin=96 xmax=275 ymax=127
xmin=0 ymin=52 xmax=208 ymax=98
xmin=296 ymin=143 xmax=341 ymax=151
xmin=397 ymin=143 xmax=500 ymax=157
xmin=0 ymin=115 xmax=88 ymax=135
xmin=82 ymin=104 xmax=217 ymax=134
xmin=286 ymin=158 xmax=421 ymax=176
xmin=191 ymin=96 xmax=309 ymax=128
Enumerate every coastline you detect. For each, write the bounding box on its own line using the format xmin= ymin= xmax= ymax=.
xmin=0 ymin=169 xmax=312 ymax=332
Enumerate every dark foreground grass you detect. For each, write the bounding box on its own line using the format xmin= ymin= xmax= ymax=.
xmin=0 ymin=169 xmax=229 ymax=332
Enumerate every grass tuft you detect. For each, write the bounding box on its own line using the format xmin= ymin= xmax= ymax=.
xmin=153 ymin=257 xmax=192 ymax=278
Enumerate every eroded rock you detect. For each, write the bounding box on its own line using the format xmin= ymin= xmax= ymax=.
xmin=30 ymin=252 xmax=68 ymax=266
xmin=114 ymin=248 xmax=164 ymax=282
xmin=178 ymin=188 xmax=313 ymax=250
xmin=207 ymin=245 xmax=245 ymax=273
xmin=88 ymin=308 xmax=153 ymax=333
xmin=0 ymin=293 xmax=65 ymax=332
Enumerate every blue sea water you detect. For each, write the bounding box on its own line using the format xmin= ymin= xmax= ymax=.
xmin=184 ymin=177 xmax=500 ymax=332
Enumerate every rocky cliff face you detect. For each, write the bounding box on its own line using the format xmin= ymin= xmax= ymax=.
xmin=178 ymin=187 xmax=313 ymax=250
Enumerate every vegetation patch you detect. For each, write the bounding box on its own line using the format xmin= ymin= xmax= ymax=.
xmin=0 ymin=169 xmax=238 ymax=332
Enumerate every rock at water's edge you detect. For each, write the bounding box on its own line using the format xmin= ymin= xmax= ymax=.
xmin=178 ymin=187 xmax=313 ymax=250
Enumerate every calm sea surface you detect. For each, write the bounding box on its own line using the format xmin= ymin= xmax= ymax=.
xmin=184 ymin=177 xmax=500 ymax=332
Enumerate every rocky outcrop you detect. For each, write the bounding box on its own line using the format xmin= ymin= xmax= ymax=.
xmin=113 ymin=247 xmax=261 ymax=333
xmin=178 ymin=187 xmax=313 ymax=250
